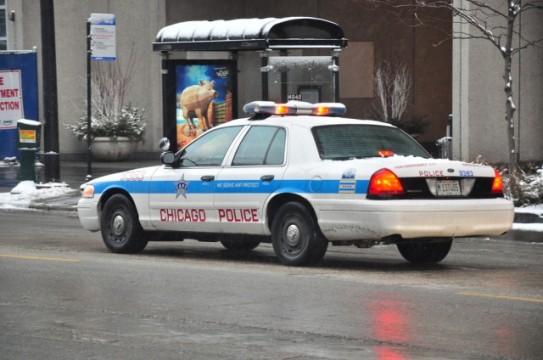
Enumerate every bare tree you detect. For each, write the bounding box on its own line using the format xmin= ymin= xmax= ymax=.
xmin=90 ymin=47 xmax=138 ymax=122
xmin=357 ymin=0 xmax=543 ymax=175
xmin=373 ymin=61 xmax=412 ymax=123
xmin=390 ymin=62 xmax=411 ymax=120
xmin=374 ymin=66 xmax=390 ymax=122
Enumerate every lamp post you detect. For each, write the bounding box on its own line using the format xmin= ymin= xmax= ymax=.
xmin=40 ymin=0 xmax=60 ymax=182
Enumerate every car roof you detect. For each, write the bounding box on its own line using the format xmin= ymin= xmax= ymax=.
xmin=222 ymin=115 xmax=395 ymax=129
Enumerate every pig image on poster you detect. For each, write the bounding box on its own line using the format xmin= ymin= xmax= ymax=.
xmin=178 ymin=80 xmax=218 ymax=130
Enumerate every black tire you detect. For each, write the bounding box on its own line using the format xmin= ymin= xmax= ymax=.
xmin=271 ymin=202 xmax=328 ymax=266
xmin=100 ymin=194 xmax=148 ymax=254
xmin=397 ymin=238 xmax=453 ymax=264
xmin=220 ymin=237 xmax=261 ymax=252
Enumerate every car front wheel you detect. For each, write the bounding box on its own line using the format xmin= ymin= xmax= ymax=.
xmin=397 ymin=238 xmax=453 ymax=264
xmin=271 ymin=202 xmax=328 ymax=266
xmin=100 ymin=194 xmax=149 ymax=253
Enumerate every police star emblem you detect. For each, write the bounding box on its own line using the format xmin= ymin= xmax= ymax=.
xmin=175 ymin=174 xmax=189 ymax=199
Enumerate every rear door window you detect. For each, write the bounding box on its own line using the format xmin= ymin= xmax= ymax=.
xmin=232 ymin=126 xmax=286 ymax=166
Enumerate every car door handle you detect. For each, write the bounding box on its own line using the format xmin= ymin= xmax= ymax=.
xmin=201 ymin=175 xmax=215 ymax=182
xmin=260 ymin=175 xmax=274 ymax=181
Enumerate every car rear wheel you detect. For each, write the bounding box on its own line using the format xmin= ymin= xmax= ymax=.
xmin=220 ymin=237 xmax=261 ymax=251
xmin=397 ymin=238 xmax=453 ymax=264
xmin=271 ymin=202 xmax=328 ymax=266
xmin=101 ymin=194 xmax=148 ymax=253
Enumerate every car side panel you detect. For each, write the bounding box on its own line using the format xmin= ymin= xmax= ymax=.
xmin=214 ymin=166 xmax=287 ymax=234
xmin=148 ymin=166 xmax=220 ymax=233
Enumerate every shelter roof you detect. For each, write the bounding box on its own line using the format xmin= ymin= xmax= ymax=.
xmin=153 ymin=17 xmax=347 ymax=52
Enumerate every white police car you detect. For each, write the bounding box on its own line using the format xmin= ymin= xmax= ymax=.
xmin=78 ymin=101 xmax=514 ymax=266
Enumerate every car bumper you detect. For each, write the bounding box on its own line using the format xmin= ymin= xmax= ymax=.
xmin=77 ymin=197 xmax=100 ymax=232
xmin=315 ymin=198 xmax=514 ymax=241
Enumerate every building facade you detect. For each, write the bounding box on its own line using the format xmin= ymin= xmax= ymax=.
xmin=452 ymin=0 xmax=543 ymax=164
xmin=4 ymin=0 xmax=541 ymax=164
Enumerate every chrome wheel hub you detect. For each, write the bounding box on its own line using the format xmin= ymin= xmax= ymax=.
xmin=112 ymin=215 xmax=125 ymax=235
xmin=285 ymin=224 xmax=300 ymax=247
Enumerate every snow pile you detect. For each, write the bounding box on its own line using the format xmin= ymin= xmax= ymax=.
xmin=1 ymin=157 xmax=18 ymax=167
xmin=0 ymin=181 xmax=77 ymax=210
xmin=508 ymin=165 xmax=543 ymax=233
xmin=517 ymin=169 xmax=543 ymax=204
xmin=512 ymin=223 xmax=543 ymax=233
xmin=502 ymin=166 xmax=543 ymax=206
xmin=513 ymin=203 xmax=543 ymax=233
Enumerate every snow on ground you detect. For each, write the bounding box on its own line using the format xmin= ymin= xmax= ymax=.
xmin=512 ymin=223 xmax=543 ymax=232
xmin=515 ymin=204 xmax=543 ymax=215
xmin=0 ymin=181 xmax=76 ymax=210
xmin=0 ymin=158 xmax=18 ymax=167
xmin=512 ymin=204 xmax=543 ymax=233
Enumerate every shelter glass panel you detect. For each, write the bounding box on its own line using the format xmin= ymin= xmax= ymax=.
xmin=267 ymin=56 xmax=334 ymax=103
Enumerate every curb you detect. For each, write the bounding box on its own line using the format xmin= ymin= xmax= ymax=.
xmin=28 ymin=191 xmax=79 ymax=213
xmin=499 ymin=229 xmax=542 ymax=243
xmin=514 ymin=212 xmax=543 ymax=224
xmin=29 ymin=201 xmax=77 ymax=212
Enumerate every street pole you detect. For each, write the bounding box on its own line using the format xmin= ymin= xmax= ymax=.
xmin=86 ymin=20 xmax=92 ymax=181
xmin=40 ymin=0 xmax=60 ymax=182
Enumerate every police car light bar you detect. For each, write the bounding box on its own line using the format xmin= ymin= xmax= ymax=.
xmin=243 ymin=101 xmax=346 ymax=117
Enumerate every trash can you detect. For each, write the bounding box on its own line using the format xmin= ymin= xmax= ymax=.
xmin=17 ymin=119 xmax=42 ymax=181
xmin=436 ymin=136 xmax=452 ymax=159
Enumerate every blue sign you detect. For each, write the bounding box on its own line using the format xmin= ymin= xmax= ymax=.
xmin=0 ymin=52 xmax=39 ymax=158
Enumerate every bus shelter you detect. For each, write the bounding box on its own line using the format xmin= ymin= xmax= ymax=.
xmin=153 ymin=17 xmax=348 ymax=148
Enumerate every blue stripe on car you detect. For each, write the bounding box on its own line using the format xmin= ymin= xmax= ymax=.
xmin=93 ymin=180 xmax=370 ymax=195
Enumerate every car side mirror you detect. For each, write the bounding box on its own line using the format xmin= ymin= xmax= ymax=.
xmin=161 ymin=151 xmax=175 ymax=166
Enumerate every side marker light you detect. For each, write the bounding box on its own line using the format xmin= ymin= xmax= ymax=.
xmin=81 ymin=184 xmax=95 ymax=198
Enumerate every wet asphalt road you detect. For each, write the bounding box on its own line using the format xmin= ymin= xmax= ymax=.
xmin=1 ymin=209 xmax=542 ymax=359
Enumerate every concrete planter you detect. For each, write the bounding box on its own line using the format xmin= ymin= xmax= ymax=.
xmin=91 ymin=137 xmax=138 ymax=162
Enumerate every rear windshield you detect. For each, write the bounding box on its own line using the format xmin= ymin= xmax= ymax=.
xmin=312 ymin=124 xmax=431 ymax=160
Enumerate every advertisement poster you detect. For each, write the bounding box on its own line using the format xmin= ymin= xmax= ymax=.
xmin=0 ymin=70 xmax=24 ymax=125
xmin=175 ymin=61 xmax=236 ymax=148
xmin=0 ymin=52 xmax=39 ymax=158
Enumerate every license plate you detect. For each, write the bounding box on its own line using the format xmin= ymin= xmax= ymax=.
xmin=436 ymin=180 xmax=461 ymax=196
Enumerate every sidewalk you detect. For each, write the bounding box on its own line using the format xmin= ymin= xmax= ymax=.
xmin=47 ymin=159 xmax=159 ymax=189
xmin=1 ymin=159 xmax=542 ymax=242
xmin=0 ymin=159 xmax=157 ymax=211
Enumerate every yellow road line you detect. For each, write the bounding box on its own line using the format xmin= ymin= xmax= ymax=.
xmin=458 ymin=292 xmax=543 ymax=304
xmin=0 ymin=253 xmax=80 ymax=263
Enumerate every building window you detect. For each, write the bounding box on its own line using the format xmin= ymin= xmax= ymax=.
xmin=0 ymin=0 xmax=6 ymax=50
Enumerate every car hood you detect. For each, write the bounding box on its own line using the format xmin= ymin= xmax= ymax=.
xmin=82 ymin=166 xmax=162 ymax=188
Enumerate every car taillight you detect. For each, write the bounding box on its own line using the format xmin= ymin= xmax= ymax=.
xmin=367 ymin=168 xmax=405 ymax=199
xmin=491 ymin=168 xmax=504 ymax=195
